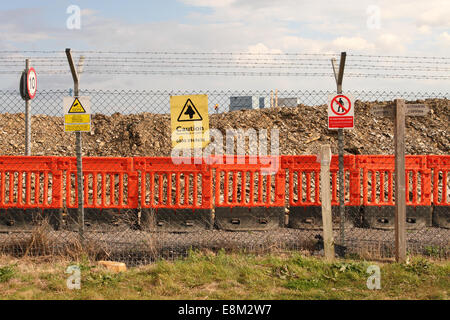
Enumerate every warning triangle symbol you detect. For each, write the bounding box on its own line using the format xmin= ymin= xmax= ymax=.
xmin=177 ymin=98 xmax=203 ymax=122
xmin=68 ymin=98 xmax=86 ymax=113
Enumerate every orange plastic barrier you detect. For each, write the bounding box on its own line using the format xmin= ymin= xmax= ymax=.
xmin=282 ymin=155 xmax=320 ymax=206
xmin=0 ymin=156 xmax=62 ymax=209
xmin=0 ymin=155 xmax=443 ymax=213
xmin=209 ymin=155 xmax=285 ymax=208
xmin=427 ymin=155 xmax=449 ymax=206
xmin=58 ymin=157 xmax=138 ymax=209
xmin=281 ymin=155 xmax=359 ymax=207
xmin=134 ymin=157 xmax=212 ymax=209
xmin=357 ymin=155 xmax=431 ymax=206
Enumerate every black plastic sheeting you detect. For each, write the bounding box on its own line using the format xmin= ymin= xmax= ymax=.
xmin=214 ymin=206 xmax=285 ymax=231
xmin=287 ymin=206 xmax=360 ymax=230
xmin=141 ymin=208 xmax=213 ymax=232
xmin=0 ymin=205 xmax=447 ymax=232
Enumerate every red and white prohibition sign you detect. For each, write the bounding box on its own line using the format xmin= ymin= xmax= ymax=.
xmin=327 ymin=94 xmax=354 ymax=129
xmin=26 ymin=67 xmax=37 ymax=100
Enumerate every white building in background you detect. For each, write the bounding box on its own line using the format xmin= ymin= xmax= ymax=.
xmin=229 ymin=96 xmax=268 ymax=111
xmin=277 ymin=97 xmax=300 ymax=107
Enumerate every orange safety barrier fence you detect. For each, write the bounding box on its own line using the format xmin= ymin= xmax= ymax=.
xmin=281 ymin=155 xmax=359 ymax=207
xmin=0 ymin=155 xmax=446 ymax=211
xmin=134 ymin=157 xmax=212 ymax=209
xmin=427 ymin=155 xmax=449 ymax=206
xmin=209 ymin=155 xmax=285 ymax=208
xmin=57 ymin=157 xmax=138 ymax=209
xmin=356 ymin=155 xmax=431 ymax=206
xmin=0 ymin=156 xmax=62 ymax=209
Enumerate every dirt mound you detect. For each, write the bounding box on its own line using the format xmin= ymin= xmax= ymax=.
xmin=0 ymin=98 xmax=448 ymax=157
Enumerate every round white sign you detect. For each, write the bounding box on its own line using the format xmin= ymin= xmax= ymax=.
xmin=27 ymin=67 xmax=37 ymax=99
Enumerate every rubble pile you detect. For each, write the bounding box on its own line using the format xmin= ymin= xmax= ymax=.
xmin=0 ymin=98 xmax=447 ymax=156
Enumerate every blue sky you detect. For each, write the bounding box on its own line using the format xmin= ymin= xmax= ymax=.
xmin=0 ymin=0 xmax=449 ymax=91
xmin=1 ymin=0 xmax=191 ymax=25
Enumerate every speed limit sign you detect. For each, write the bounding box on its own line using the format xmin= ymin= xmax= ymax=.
xmin=26 ymin=67 xmax=37 ymax=99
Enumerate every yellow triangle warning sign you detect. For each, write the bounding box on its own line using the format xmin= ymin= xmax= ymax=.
xmin=177 ymin=99 xmax=203 ymax=122
xmin=68 ymin=98 xmax=86 ymax=113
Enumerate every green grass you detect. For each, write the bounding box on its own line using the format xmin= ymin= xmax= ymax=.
xmin=0 ymin=251 xmax=448 ymax=300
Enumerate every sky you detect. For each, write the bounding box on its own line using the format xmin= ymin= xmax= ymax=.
xmin=0 ymin=0 xmax=449 ymax=92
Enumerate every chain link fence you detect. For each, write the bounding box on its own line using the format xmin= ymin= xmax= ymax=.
xmin=0 ymin=89 xmax=448 ymax=265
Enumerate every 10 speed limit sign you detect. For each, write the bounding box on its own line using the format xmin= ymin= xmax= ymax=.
xmin=327 ymin=94 xmax=354 ymax=129
xmin=26 ymin=67 xmax=37 ymax=99
xmin=20 ymin=67 xmax=37 ymax=100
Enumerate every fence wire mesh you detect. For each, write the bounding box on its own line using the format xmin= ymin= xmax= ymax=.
xmin=0 ymin=89 xmax=448 ymax=265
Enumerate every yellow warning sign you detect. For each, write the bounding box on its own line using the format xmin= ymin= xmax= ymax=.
xmin=63 ymin=96 xmax=91 ymax=132
xmin=64 ymin=114 xmax=90 ymax=124
xmin=65 ymin=124 xmax=91 ymax=132
xmin=170 ymin=94 xmax=209 ymax=149
xmin=68 ymin=98 xmax=86 ymax=113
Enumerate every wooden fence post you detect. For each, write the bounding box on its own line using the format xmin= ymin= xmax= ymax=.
xmin=394 ymin=99 xmax=407 ymax=262
xmin=320 ymin=144 xmax=335 ymax=261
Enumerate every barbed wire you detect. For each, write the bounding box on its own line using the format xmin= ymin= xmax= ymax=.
xmin=2 ymin=58 xmax=450 ymax=70
xmin=2 ymin=62 xmax=449 ymax=72
xmin=1 ymin=50 xmax=448 ymax=59
xmin=3 ymin=57 xmax=450 ymax=66
xmin=2 ymin=69 xmax=447 ymax=80
xmin=0 ymin=51 xmax=448 ymax=79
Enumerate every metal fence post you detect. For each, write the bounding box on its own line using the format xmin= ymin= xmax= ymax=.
xmin=65 ymin=48 xmax=84 ymax=243
xmin=331 ymin=52 xmax=347 ymax=245
xmin=25 ymin=59 xmax=31 ymax=156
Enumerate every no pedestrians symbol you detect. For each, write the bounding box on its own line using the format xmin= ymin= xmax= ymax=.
xmin=331 ymin=95 xmax=351 ymax=115
xmin=328 ymin=94 xmax=354 ymax=129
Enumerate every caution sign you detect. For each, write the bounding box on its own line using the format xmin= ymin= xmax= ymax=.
xmin=327 ymin=94 xmax=354 ymax=129
xmin=171 ymin=94 xmax=209 ymax=149
xmin=177 ymin=99 xmax=203 ymax=122
xmin=67 ymin=98 xmax=87 ymax=113
xmin=63 ymin=96 xmax=91 ymax=132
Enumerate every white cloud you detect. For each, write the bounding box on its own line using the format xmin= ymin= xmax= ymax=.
xmin=180 ymin=0 xmax=236 ymax=8
xmin=279 ymin=36 xmax=327 ymax=53
xmin=81 ymin=8 xmax=97 ymax=16
xmin=418 ymin=5 xmax=450 ymax=28
xmin=376 ymin=33 xmax=406 ymax=52
xmin=331 ymin=37 xmax=375 ymax=51
xmin=247 ymin=43 xmax=282 ymax=54
xmin=417 ymin=25 xmax=431 ymax=35
xmin=438 ymin=32 xmax=450 ymax=45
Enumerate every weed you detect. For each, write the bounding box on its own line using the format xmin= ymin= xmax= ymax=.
xmin=285 ymin=277 xmax=324 ymax=290
xmin=330 ymin=261 xmax=368 ymax=275
xmin=402 ymin=257 xmax=434 ymax=275
xmin=0 ymin=264 xmax=15 ymax=283
xmin=85 ymin=272 xmax=123 ymax=287
xmin=272 ymin=264 xmax=298 ymax=280
xmin=424 ymin=246 xmax=445 ymax=258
